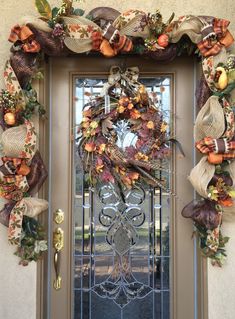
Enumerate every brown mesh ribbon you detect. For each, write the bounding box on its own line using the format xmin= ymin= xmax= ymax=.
xmin=10 ymin=52 xmax=38 ymax=89
xmin=27 ymin=24 xmax=72 ymax=56
xmin=27 ymin=151 xmax=48 ymax=195
xmin=146 ymin=44 xmax=178 ymax=62
xmin=195 ymin=74 xmax=212 ymax=110
xmin=88 ymin=7 xmax=121 ymax=27
xmin=0 ymin=201 xmax=16 ymax=227
xmin=182 ymin=199 xmax=221 ymax=230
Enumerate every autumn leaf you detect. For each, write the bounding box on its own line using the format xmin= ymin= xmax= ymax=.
xmin=101 ymin=117 xmax=113 ymax=135
xmin=146 ymin=121 xmax=154 ymax=129
xmin=130 ymin=109 xmax=141 ymax=119
xmin=35 ymin=0 xmax=52 ymax=19
xmin=219 ymin=198 xmax=233 ymax=207
xmin=85 ymin=142 xmax=96 ymax=152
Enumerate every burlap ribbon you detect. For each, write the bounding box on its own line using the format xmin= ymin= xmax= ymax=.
xmin=108 ymin=65 xmax=139 ymax=84
xmin=191 ymin=93 xmax=234 ymax=197
xmin=4 ymin=60 xmax=23 ymax=96
xmin=193 ymin=95 xmax=226 ymax=142
xmin=19 ymin=16 xmax=52 ymax=32
xmin=100 ymin=66 xmax=140 ymax=96
xmin=167 ymin=15 xmax=234 ymax=57
xmin=188 ymin=156 xmax=215 ymax=198
xmin=8 ymin=197 xmax=48 ymax=245
xmin=1 ymin=120 xmax=37 ymax=160
xmin=62 ymin=10 xmax=149 ymax=56
xmin=3 ymin=60 xmax=26 ymax=121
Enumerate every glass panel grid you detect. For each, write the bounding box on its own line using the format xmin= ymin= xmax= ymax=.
xmin=73 ymin=76 xmax=172 ymax=319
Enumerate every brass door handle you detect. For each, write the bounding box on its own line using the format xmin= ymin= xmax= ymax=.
xmin=53 ymin=227 xmax=64 ymax=290
xmin=53 ymin=209 xmax=64 ymax=290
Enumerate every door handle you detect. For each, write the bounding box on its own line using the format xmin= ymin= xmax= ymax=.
xmin=53 ymin=209 xmax=64 ymax=290
xmin=53 ymin=227 xmax=64 ymax=290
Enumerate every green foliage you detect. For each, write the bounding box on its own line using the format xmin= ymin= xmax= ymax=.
xmin=35 ymin=0 xmax=52 ymax=19
xmin=176 ymin=35 xmax=197 ymax=56
xmin=21 ymin=87 xmax=46 ymax=120
xmin=15 ymin=216 xmax=47 ymax=266
xmin=228 ymin=69 xmax=235 ymax=83
xmin=52 ymin=7 xmax=60 ymax=19
xmin=72 ymin=8 xmax=85 ymax=16
xmin=196 ymin=224 xmax=229 ymax=267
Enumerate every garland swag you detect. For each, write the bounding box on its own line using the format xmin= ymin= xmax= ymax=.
xmin=0 ymin=0 xmax=234 ymax=267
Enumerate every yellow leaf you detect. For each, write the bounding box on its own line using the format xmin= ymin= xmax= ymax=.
xmin=35 ymin=0 xmax=52 ymax=19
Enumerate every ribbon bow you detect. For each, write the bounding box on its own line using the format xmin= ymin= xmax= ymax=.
xmin=100 ymin=66 xmax=140 ymax=96
xmin=108 ymin=66 xmax=140 ymax=84
xmin=8 ymin=24 xmax=41 ymax=53
xmin=197 ymin=18 xmax=234 ymax=57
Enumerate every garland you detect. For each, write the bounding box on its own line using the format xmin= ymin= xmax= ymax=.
xmin=0 ymin=0 xmax=234 ymax=267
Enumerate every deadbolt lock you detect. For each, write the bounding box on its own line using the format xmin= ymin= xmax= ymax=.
xmin=54 ymin=209 xmax=64 ymax=224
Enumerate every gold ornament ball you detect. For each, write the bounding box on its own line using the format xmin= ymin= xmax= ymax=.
xmin=4 ymin=112 xmax=16 ymax=125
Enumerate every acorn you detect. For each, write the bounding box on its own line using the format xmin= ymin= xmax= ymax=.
xmin=4 ymin=112 xmax=16 ymax=126
xmin=157 ymin=34 xmax=169 ymax=48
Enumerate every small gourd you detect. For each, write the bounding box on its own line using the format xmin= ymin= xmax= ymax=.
xmin=215 ymin=66 xmax=228 ymax=90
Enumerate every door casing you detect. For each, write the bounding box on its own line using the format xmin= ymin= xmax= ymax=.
xmin=36 ymin=55 xmax=209 ymax=319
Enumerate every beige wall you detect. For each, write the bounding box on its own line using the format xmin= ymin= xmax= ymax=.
xmin=0 ymin=1 xmax=235 ymax=319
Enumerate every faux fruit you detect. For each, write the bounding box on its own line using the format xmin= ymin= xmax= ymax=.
xmin=157 ymin=34 xmax=169 ymax=48
xmin=4 ymin=112 xmax=16 ymax=126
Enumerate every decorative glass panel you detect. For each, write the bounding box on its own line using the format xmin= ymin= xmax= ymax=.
xmin=73 ymin=75 xmax=172 ymax=319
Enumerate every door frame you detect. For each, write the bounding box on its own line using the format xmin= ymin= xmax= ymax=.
xmin=36 ymin=55 xmax=208 ymax=319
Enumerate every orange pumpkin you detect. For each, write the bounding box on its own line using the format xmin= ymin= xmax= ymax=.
xmin=157 ymin=34 xmax=169 ymax=48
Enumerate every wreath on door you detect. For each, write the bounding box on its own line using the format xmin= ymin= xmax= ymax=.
xmin=0 ymin=0 xmax=235 ymax=267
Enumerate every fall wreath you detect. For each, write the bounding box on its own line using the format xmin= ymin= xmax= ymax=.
xmin=78 ymin=66 xmax=170 ymax=191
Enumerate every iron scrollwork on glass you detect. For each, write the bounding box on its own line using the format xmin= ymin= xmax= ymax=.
xmin=93 ymin=183 xmax=152 ymax=307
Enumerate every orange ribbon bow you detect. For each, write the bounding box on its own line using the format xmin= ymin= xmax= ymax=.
xmin=197 ymin=18 xmax=234 ymax=57
xmin=8 ymin=24 xmax=41 ymax=53
xmin=91 ymin=23 xmax=133 ymax=57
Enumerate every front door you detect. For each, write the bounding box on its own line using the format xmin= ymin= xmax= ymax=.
xmin=45 ymin=55 xmax=198 ymax=319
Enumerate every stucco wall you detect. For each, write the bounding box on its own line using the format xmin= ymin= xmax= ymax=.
xmin=0 ymin=1 xmax=235 ymax=319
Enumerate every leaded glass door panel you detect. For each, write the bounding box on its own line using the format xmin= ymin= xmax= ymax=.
xmin=47 ymin=56 xmax=198 ymax=319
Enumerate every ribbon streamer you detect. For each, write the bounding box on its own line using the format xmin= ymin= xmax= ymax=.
xmin=8 ymin=197 xmax=48 ymax=245
xmin=62 ymin=10 xmax=148 ymax=56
